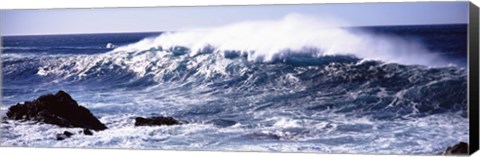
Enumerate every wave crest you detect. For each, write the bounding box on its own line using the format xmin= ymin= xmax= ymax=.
xmin=113 ymin=14 xmax=446 ymax=66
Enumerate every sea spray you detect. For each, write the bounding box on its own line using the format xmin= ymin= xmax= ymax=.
xmin=1 ymin=16 xmax=468 ymax=154
xmin=114 ymin=14 xmax=447 ymax=66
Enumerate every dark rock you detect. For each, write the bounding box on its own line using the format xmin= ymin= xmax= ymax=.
xmin=1 ymin=117 xmax=7 ymax=124
xmin=83 ymin=129 xmax=93 ymax=136
xmin=56 ymin=134 xmax=67 ymax=141
xmin=443 ymin=142 xmax=468 ymax=155
xmin=63 ymin=131 xmax=74 ymax=137
xmin=56 ymin=131 xmax=74 ymax=141
xmin=134 ymin=116 xmax=182 ymax=127
xmin=245 ymin=132 xmax=281 ymax=140
xmin=6 ymin=90 xmax=107 ymax=131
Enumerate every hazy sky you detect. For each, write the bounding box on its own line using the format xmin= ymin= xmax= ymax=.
xmin=1 ymin=2 xmax=469 ymax=36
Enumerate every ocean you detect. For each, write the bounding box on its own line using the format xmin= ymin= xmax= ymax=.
xmin=0 ymin=24 xmax=468 ymax=154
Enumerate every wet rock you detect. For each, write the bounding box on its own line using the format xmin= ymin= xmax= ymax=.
xmin=442 ymin=142 xmax=468 ymax=155
xmin=64 ymin=131 xmax=74 ymax=137
xmin=56 ymin=131 xmax=74 ymax=141
xmin=1 ymin=117 xmax=7 ymax=124
xmin=82 ymin=129 xmax=93 ymax=136
xmin=56 ymin=134 xmax=67 ymax=141
xmin=134 ymin=116 xmax=182 ymax=126
xmin=246 ymin=132 xmax=281 ymax=140
xmin=6 ymin=90 xmax=107 ymax=131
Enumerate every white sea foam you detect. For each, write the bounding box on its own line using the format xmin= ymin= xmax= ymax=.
xmin=113 ymin=13 xmax=446 ymax=66
xmin=0 ymin=108 xmax=468 ymax=155
xmin=269 ymin=117 xmax=303 ymax=129
xmin=1 ymin=13 xmax=467 ymax=154
xmin=25 ymin=14 xmax=455 ymax=84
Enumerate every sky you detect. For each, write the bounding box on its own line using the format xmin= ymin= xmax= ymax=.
xmin=0 ymin=2 xmax=469 ymax=36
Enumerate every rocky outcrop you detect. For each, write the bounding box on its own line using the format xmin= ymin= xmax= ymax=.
xmin=55 ymin=129 xmax=94 ymax=141
xmin=6 ymin=90 xmax=107 ymax=131
xmin=134 ymin=116 xmax=182 ymax=126
xmin=82 ymin=129 xmax=94 ymax=136
xmin=56 ymin=131 xmax=74 ymax=141
xmin=245 ymin=132 xmax=281 ymax=140
xmin=442 ymin=142 xmax=468 ymax=155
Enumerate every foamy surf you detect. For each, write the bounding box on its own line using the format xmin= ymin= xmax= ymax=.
xmin=1 ymin=13 xmax=468 ymax=155
xmin=113 ymin=14 xmax=447 ymax=66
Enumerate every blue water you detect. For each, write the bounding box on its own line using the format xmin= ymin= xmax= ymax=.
xmin=1 ymin=24 xmax=468 ymax=154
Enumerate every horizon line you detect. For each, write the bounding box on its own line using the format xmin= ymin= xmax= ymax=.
xmin=1 ymin=22 xmax=467 ymax=37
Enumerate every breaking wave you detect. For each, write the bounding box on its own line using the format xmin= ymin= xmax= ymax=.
xmin=1 ymin=14 xmax=469 ymax=154
xmin=2 ymin=17 xmax=467 ymax=117
xmin=114 ymin=14 xmax=446 ymax=66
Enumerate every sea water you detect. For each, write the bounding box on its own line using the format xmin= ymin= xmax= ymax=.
xmin=0 ymin=17 xmax=468 ymax=154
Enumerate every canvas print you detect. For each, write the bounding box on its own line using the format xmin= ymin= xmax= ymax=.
xmin=0 ymin=2 xmax=473 ymax=155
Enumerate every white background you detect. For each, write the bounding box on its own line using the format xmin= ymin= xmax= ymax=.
xmin=0 ymin=0 xmax=479 ymax=157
